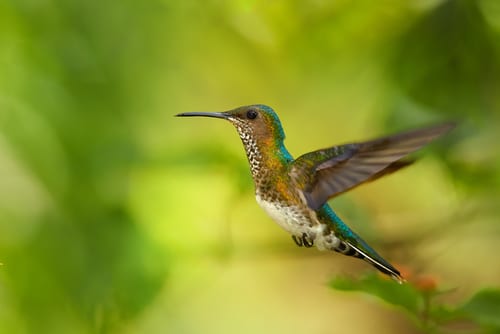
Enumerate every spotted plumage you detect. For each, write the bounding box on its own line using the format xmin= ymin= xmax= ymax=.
xmin=176 ymin=105 xmax=455 ymax=283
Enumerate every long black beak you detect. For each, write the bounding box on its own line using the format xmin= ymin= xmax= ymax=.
xmin=175 ymin=112 xmax=229 ymax=119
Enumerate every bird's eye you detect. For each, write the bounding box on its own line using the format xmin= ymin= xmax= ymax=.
xmin=246 ymin=109 xmax=258 ymax=120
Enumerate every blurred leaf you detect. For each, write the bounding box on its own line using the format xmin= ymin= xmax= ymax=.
xmin=390 ymin=0 xmax=500 ymax=118
xmin=429 ymin=303 xmax=457 ymax=323
xmin=460 ymin=289 xmax=500 ymax=329
xmin=330 ymin=274 xmax=423 ymax=315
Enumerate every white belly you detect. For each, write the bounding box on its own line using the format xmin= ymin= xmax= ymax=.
xmin=255 ymin=195 xmax=334 ymax=249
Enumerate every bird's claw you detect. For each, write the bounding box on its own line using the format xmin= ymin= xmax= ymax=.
xmin=302 ymin=233 xmax=314 ymax=248
xmin=292 ymin=233 xmax=314 ymax=247
xmin=292 ymin=235 xmax=303 ymax=247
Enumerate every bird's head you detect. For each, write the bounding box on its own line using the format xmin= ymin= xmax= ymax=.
xmin=176 ymin=104 xmax=286 ymax=144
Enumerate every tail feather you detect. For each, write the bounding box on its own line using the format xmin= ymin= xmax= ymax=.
xmin=334 ymin=240 xmax=404 ymax=283
xmin=322 ymin=205 xmax=404 ymax=283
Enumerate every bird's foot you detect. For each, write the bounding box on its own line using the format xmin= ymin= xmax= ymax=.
xmin=302 ymin=233 xmax=314 ymax=248
xmin=292 ymin=235 xmax=303 ymax=247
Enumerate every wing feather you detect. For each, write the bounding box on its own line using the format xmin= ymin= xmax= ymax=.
xmin=290 ymin=122 xmax=455 ymax=210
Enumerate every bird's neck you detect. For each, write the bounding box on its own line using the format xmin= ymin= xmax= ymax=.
xmin=238 ymin=133 xmax=293 ymax=182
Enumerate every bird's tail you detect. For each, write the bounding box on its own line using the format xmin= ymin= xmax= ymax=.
xmin=323 ymin=205 xmax=404 ymax=283
xmin=333 ymin=239 xmax=404 ymax=283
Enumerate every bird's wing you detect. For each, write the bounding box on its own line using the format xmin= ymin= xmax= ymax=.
xmin=289 ymin=123 xmax=455 ymax=210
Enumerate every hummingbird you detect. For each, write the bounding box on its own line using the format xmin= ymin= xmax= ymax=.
xmin=176 ymin=105 xmax=454 ymax=283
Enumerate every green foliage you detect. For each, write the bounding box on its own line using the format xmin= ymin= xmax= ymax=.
xmin=460 ymin=289 xmax=500 ymax=329
xmin=330 ymin=274 xmax=423 ymax=314
xmin=390 ymin=0 xmax=500 ymax=118
xmin=0 ymin=0 xmax=499 ymax=333
xmin=331 ymin=274 xmax=500 ymax=333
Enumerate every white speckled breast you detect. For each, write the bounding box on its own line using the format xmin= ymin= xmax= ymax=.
xmin=255 ymin=194 xmax=338 ymax=250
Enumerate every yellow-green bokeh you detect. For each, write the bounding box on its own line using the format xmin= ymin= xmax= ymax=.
xmin=1 ymin=0 xmax=499 ymax=333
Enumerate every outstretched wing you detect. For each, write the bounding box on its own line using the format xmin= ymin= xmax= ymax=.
xmin=290 ymin=123 xmax=455 ymax=210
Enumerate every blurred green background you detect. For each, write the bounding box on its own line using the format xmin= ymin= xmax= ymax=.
xmin=1 ymin=0 xmax=499 ymax=333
